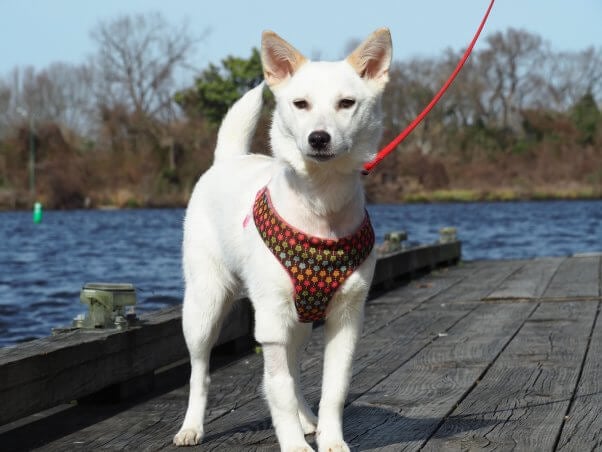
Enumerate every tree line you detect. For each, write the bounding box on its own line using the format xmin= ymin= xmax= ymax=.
xmin=0 ymin=13 xmax=600 ymax=209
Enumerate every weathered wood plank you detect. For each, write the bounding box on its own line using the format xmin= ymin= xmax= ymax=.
xmin=3 ymin=260 xmax=523 ymax=451
xmin=485 ymin=256 xmax=565 ymax=300
xmin=422 ymin=300 xmax=598 ymax=451
xmin=425 ymin=260 xmax=526 ymax=303
xmin=0 ymin=302 xmax=252 ymax=427
xmin=344 ymin=302 xmax=536 ymax=451
xmin=199 ymin=260 xmax=525 ymax=449
xmin=17 ymin=263 xmax=478 ymax=451
xmin=0 ymin=306 xmax=185 ymax=426
xmin=149 ymin=287 xmax=480 ymax=449
xmin=7 ymin=259 xmax=470 ymax=450
xmin=200 ymin=262 xmax=527 ymax=450
xmin=542 ymin=255 xmax=600 ymax=299
xmin=0 ymin=243 xmax=461 ymax=426
xmin=555 ymin=302 xmax=602 ymax=450
xmin=363 ymin=267 xmax=468 ymax=333
xmin=15 ymin=257 xmax=598 ymax=452
xmin=204 ymin=268 xmax=470 ymax=430
xmin=371 ymin=242 xmax=461 ymax=288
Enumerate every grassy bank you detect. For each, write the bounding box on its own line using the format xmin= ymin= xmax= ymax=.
xmin=401 ymin=186 xmax=602 ymax=203
xmin=2 ymin=185 xmax=601 ymax=211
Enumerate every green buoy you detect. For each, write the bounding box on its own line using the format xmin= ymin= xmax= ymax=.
xmin=33 ymin=202 xmax=42 ymax=224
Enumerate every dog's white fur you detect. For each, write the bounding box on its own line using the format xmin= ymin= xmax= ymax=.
xmin=174 ymin=29 xmax=392 ymax=451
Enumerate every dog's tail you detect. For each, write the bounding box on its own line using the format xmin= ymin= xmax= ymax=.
xmin=214 ymin=82 xmax=264 ymax=162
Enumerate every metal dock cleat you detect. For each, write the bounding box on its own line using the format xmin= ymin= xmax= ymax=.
xmin=377 ymin=230 xmax=408 ymax=254
xmin=75 ymin=282 xmax=138 ymax=329
xmin=52 ymin=283 xmax=138 ymax=335
xmin=439 ymin=227 xmax=458 ymax=244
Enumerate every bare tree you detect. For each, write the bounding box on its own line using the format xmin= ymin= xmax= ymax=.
xmin=91 ymin=12 xmax=202 ymax=120
xmin=477 ymin=28 xmax=546 ymax=131
xmin=0 ymin=80 xmax=12 ymax=138
xmin=544 ymin=47 xmax=602 ymax=110
xmin=0 ymin=64 xmax=95 ymax=137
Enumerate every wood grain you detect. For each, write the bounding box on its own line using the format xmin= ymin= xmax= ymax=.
xmin=485 ymin=257 xmax=565 ymax=300
xmin=5 ymin=256 xmax=600 ymax=451
xmin=0 ymin=242 xmax=460 ymax=426
xmin=423 ymin=301 xmax=598 ymax=451
xmin=345 ymin=302 xmax=535 ymax=451
xmin=542 ymin=255 xmax=600 ymax=299
xmin=555 ymin=299 xmax=602 ymax=450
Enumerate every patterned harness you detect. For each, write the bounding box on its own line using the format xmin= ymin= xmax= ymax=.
xmin=252 ymin=187 xmax=375 ymax=322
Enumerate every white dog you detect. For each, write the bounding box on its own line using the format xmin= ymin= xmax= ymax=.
xmin=174 ymin=28 xmax=392 ymax=451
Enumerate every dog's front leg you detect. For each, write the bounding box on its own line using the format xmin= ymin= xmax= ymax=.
xmin=288 ymin=323 xmax=318 ymax=435
xmin=263 ymin=342 xmax=315 ymax=452
xmin=316 ymin=304 xmax=364 ymax=452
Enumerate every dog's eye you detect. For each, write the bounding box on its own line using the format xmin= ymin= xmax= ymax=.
xmin=293 ymin=99 xmax=309 ymax=110
xmin=338 ymin=98 xmax=356 ymax=109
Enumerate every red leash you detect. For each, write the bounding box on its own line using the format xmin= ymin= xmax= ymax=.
xmin=362 ymin=0 xmax=495 ymax=174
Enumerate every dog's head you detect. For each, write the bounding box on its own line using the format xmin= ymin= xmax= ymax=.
xmin=261 ymin=29 xmax=392 ymax=174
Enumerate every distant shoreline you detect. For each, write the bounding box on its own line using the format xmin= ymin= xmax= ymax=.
xmin=397 ymin=187 xmax=602 ymax=204
xmin=1 ymin=188 xmax=601 ymax=212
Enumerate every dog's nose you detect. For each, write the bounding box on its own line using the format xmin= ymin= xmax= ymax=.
xmin=308 ymin=131 xmax=331 ymax=150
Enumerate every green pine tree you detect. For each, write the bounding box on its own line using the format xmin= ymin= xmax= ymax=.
xmin=176 ymin=48 xmax=264 ymax=125
xmin=570 ymin=91 xmax=600 ymax=146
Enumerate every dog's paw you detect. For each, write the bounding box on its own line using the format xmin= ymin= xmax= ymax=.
xmin=317 ymin=441 xmax=350 ymax=452
xmin=173 ymin=428 xmax=202 ymax=446
xmin=284 ymin=445 xmax=315 ymax=452
xmin=317 ymin=432 xmax=350 ymax=452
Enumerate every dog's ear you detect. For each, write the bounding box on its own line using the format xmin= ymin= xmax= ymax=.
xmin=346 ymin=28 xmax=392 ymax=85
xmin=261 ymin=31 xmax=307 ymax=87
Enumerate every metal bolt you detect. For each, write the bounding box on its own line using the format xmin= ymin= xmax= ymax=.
xmin=114 ymin=315 xmax=128 ymax=330
xmin=72 ymin=313 xmax=86 ymax=328
xmin=439 ymin=227 xmax=457 ymax=243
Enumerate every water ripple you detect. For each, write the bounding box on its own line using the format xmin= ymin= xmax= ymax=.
xmin=1 ymin=200 xmax=601 ymax=346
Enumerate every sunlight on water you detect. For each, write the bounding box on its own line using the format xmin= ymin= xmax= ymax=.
xmin=1 ymin=200 xmax=601 ymax=346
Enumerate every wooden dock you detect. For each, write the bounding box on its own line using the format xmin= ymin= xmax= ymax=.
xmin=2 ymin=252 xmax=601 ymax=451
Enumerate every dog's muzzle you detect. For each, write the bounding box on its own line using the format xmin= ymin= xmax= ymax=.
xmin=307 ymin=130 xmax=335 ymax=161
xmin=308 ymin=130 xmax=331 ymax=151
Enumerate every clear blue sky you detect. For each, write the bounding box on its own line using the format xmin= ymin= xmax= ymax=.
xmin=1 ymin=0 xmax=600 ymax=77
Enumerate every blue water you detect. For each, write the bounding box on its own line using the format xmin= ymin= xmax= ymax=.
xmin=1 ymin=200 xmax=601 ymax=347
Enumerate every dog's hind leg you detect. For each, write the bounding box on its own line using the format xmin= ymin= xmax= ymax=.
xmin=288 ymin=323 xmax=318 ymax=435
xmin=173 ymin=272 xmax=234 ymax=447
